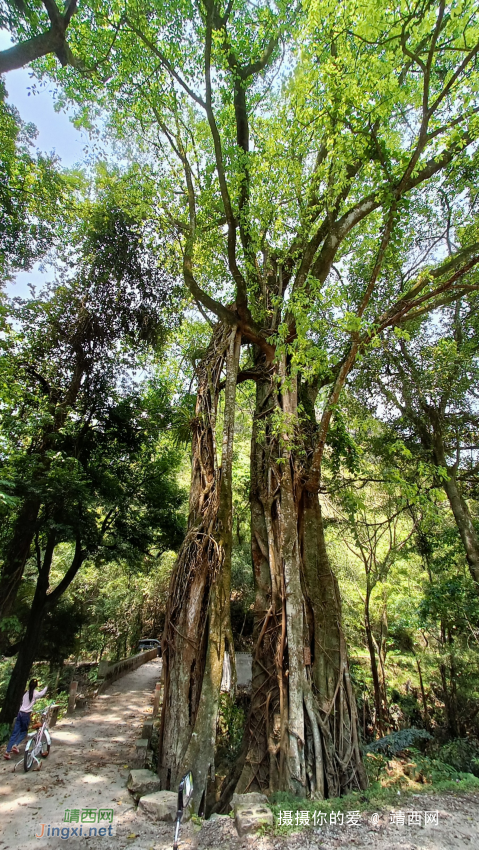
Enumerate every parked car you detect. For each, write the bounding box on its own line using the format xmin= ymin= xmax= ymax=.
xmin=138 ymin=638 xmax=162 ymax=657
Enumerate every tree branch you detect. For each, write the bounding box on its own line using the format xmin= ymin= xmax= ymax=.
xmin=123 ymin=15 xmax=207 ymax=109
xmin=0 ymin=0 xmax=82 ymax=74
xmin=306 ymin=244 xmax=479 ymax=493
xmin=305 ymin=128 xmax=476 ymax=293
xmin=201 ymin=1 xmax=255 ymax=324
xmin=46 ymin=537 xmax=85 ymax=609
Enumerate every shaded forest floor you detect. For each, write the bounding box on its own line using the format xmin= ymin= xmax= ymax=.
xmin=1 ymin=657 xmax=478 ymax=849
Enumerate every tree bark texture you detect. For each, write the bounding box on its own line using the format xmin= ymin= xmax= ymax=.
xmin=0 ymin=1 xmax=81 ymax=75
xmin=236 ymin=367 xmax=367 ymax=798
xmin=439 ymin=464 xmax=479 ymax=588
xmin=159 ymin=322 xmax=240 ymax=811
xmin=396 ymin=373 xmax=479 ymax=590
xmin=420 ymin=417 xmax=479 ymax=588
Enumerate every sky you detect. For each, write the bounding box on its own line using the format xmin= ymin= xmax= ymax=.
xmin=1 ymin=29 xmax=90 ymax=299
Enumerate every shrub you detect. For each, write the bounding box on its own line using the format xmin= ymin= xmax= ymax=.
xmin=365 ymin=727 xmax=431 ymax=757
xmin=432 ymin=739 xmax=479 ymax=778
xmin=364 ymin=751 xmax=389 ymax=783
xmin=407 ymin=748 xmax=471 ymax=783
xmin=216 ymin=693 xmax=245 ymax=763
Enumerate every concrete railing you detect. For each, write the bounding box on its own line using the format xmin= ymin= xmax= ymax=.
xmin=97 ymin=647 xmax=158 ymax=693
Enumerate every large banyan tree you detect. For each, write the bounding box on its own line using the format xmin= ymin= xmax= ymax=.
xmin=50 ymin=0 xmax=479 ymax=808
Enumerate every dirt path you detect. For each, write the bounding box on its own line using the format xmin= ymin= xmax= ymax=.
xmin=1 ymin=660 xmax=478 ymax=849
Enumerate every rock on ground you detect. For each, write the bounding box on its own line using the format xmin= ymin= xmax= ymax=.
xmin=231 ymin=791 xmax=269 ymax=808
xmin=138 ymin=789 xmax=192 ymax=824
xmin=138 ymin=789 xmax=179 ymax=821
xmin=126 ymin=768 xmax=161 ymax=801
xmin=233 ymin=791 xmax=274 ymax=837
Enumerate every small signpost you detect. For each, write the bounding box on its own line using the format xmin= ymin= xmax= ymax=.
xmin=173 ymin=771 xmax=193 ymax=850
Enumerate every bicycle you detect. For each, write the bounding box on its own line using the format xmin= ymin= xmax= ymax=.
xmin=22 ymin=703 xmax=54 ymax=772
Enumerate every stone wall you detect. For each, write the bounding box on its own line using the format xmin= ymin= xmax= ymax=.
xmin=97 ymin=647 xmax=158 ymax=692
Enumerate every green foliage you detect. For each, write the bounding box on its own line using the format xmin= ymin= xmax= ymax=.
xmin=407 ymin=747 xmax=470 ymax=783
xmin=365 ymin=728 xmax=431 ymax=757
xmin=170 ymin=394 xmax=197 ymax=447
xmin=0 ymin=179 xmax=187 ymax=685
xmin=37 ymin=598 xmax=84 ymax=666
xmin=389 ymin=689 xmax=424 ymax=728
xmin=363 ymin=751 xmax=389 ymax=784
xmin=32 ymin=692 xmax=68 ymax=723
xmin=419 ymin=573 xmax=479 ymax=629
xmin=0 ymin=723 xmax=10 ymax=743
xmin=0 ymin=657 xmax=15 ymax=707
xmin=2 ymin=0 xmax=479 ymax=795
xmin=87 ymin=667 xmax=99 ymax=685
xmin=72 ymin=551 xmax=177 ymax=662
xmin=432 ymin=739 xmax=479 ymax=778
xmin=76 ymin=194 xmax=183 ymax=348
xmin=325 ymin=387 xmax=479 ymax=744
xmin=216 ymin=693 xmax=245 ymax=764
xmin=326 ymin=408 xmax=360 ymax=475
xmin=0 ymin=79 xmax=67 ymax=278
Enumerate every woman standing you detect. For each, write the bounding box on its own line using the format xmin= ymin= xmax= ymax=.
xmin=3 ymin=679 xmax=47 ymax=759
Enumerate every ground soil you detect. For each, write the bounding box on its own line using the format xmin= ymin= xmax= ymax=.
xmin=1 ymin=658 xmax=478 ymax=849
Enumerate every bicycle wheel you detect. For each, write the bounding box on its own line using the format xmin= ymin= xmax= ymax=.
xmin=40 ymin=731 xmax=50 ymax=758
xmin=23 ymin=741 xmax=35 ymax=772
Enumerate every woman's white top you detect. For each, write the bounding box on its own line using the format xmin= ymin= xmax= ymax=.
xmin=20 ymin=686 xmax=48 ymax=713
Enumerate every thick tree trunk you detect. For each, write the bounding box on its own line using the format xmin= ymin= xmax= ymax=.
xmin=159 ymin=322 xmax=240 ymax=811
xmin=0 ymin=497 xmax=41 ymax=648
xmin=442 ymin=470 xmax=479 ymax=587
xmin=236 ymin=370 xmax=367 ymax=798
xmin=0 ymin=535 xmax=84 ymax=725
xmin=0 ymin=4 xmax=80 ymax=75
xmin=0 ymin=534 xmax=55 ymax=726
xmin=300 ymin=491 xmax=367 ymax=795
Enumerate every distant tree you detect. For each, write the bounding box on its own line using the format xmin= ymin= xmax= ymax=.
xmin=360 ymin=296 xmax=479 ymax=589
xmin=0 ymin=302 xmax=185 ymax=723
xmin=0 ymin=79 xmax=66 ymax=279
xmin=0 ymin=187 xmax=180 ymax=641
